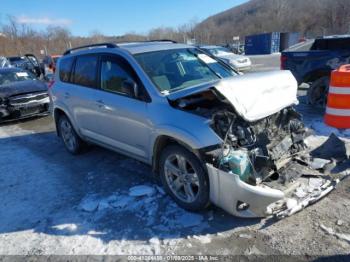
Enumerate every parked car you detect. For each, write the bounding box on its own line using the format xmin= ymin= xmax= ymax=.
xmin=7 ymin=54 xmax=45 ymax=79
xmin=50 ymin=42 xmax=338 ymax=218
xmin=224 ymin=43 xmax=245 ymax=55
xmin=200 ymin=45 xmax=252 ymax=72
xmin=0 ymin=67 xmax=50 ymax=122
xmin=281 ymin=35 xmax=350 ymax=107
xmin=0 ymin=56 xmax=11 ymax=68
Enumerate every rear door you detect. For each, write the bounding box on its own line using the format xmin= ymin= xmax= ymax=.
xmin=93 ymin=54 xmax=152 ymax=159
xmin=67 ymin=54 xmax=102 ymax=136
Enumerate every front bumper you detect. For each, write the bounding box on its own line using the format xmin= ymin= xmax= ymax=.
xmin=0 ymin=96 xmax=50 ymax=122
xmin=206 ymin=164 xmax=341 ymax=218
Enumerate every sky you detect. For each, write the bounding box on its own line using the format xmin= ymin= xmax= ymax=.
xmin=0 ymin=0 xmax=248 ymax=36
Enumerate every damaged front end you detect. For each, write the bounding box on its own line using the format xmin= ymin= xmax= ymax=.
xmin=170 ymin=71 xmax=346 ymax=218
xmin=0 ymin=92 xmax=50 ymax=122
xmin=206 ymin=108 xmax=342 ymax=218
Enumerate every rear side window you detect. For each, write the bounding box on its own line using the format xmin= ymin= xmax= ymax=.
xmin=59 ymin=57 xmax=74 ymax=82
xmin=73 ymin=55 xmax=98 ymax=87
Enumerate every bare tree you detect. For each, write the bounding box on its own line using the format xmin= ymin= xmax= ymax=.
xmin=1 ymin=0 xmax=350 ymax=57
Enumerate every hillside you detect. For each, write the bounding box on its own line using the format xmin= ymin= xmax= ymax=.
xmin=195 ymin=0 xmax=350 ymax=44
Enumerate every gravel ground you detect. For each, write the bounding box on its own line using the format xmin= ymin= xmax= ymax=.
xmin=0 ymin=58 xmax=349 ymax=259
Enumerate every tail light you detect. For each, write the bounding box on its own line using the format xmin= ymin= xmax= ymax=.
xmin=280 ymin=55 xmax=287 ymax=70
xmin=48 ymin=79 xmax=55 ymax=89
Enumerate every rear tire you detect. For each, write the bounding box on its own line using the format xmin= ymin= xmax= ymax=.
xmin=58 ymin=115 xmax=85 ymax=154
xmin=159 ymin=144 xmax=210 ymax=211
xmin=307 ymin=76 xmax=329 ymax=108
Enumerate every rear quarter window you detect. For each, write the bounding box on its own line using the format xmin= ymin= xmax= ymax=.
xmin=59 ymin=57 xmax=74 ymax=83
xmin=73 ymin=55 xmax=98 ymax=88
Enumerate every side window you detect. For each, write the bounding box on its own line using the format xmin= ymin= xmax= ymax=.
xmin=59 ymin=57 xmax=74 ymax=83
xmin=100 ymin=56 xmax=141 ymax=97
xmin=73 ymin=55 xmax=98 ymax=87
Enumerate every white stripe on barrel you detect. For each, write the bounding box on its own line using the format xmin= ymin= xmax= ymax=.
xmin=329 ymin=86 xmax=350 ymax=95
xmin=326 ymin=107 xmax=350 ymax=116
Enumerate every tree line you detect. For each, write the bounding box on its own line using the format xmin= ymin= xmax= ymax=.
xmin=1 ymin=0 xmax=350 ymax=57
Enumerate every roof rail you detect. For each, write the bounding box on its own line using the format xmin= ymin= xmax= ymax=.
xmin=63 ymin=43 xmax=118 ymax=56
xmin=147 ymin=39 xmax=177 ymax=43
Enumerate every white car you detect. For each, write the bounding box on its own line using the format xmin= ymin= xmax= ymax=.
xmin=201 ymin=45 xmax=252 ymax=72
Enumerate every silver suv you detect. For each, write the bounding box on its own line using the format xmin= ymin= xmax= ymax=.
xmin=50 ymin=41 xmax=338 ymax=218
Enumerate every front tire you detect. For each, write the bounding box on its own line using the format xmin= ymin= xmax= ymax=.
xmin=58 ymin=115 xmax=85 ymax=154
xmin=307 ymin=76 xmax=329 ymax=108
xmin=159 ymin=145 xmax=210 ymax=211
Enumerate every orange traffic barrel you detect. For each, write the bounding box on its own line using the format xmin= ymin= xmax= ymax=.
xmin=325 ymin=65 xmax=350 ymax=128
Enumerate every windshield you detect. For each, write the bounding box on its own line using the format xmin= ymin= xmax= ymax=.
xmin=0 ymin=70 xmax=37 ymax=86
xmin=134 ymin=48 xmax=236 ymax=93
xmin=207 ymin=47 xmax=232 ymax=56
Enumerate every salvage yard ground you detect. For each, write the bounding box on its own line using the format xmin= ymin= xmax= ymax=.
xmin=0 ymin=57 xmax=349 ymax=258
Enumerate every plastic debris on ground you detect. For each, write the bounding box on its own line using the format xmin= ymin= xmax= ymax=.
xmin=320 ymin=224 xmax=350 ymax=243
xmin=309 ymin=158 xmax=331 ymax=170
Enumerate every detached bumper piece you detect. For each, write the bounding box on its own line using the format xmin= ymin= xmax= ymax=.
xmin=267 ymin=177 xmax=340 ymax=219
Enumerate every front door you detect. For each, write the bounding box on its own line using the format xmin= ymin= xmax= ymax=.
xmin=93 ymin=54 xmax=152 ymax=159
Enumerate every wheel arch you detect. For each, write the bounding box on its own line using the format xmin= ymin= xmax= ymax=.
xmin=53 ymin=107 xmax=78 ymax=137
xmin=152 ymin=135 xmax=203 ymax=175
xmin=53 ymin=107 xmax=67 ymax=137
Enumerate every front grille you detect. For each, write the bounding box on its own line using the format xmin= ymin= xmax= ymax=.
xmin=9 ymin=92 xmax=48 ymax=105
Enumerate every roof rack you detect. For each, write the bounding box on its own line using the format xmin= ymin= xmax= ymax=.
xmin=63 ymin=43 xmax=118 ymax=56
xmin=146 ymin=39 xmax=177 ymax=43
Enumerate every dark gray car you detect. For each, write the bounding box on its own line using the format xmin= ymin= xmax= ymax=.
xmin=0 ymin=68 xmax=49 ymax=122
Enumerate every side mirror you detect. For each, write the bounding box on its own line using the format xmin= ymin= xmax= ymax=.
xmin=121 ymin=79 xmax=139 ymax=98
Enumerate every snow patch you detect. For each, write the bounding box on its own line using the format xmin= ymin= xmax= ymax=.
xmin=193 ymin=234 xmax=212 ymax=244
xmin=149 ymin=237 xmax=161 ymax=245
xmin=78 ymin=195 xmax=100 ymax=212
xmin=110 ymin=195 xmax=134 ymax=208
xmin=129 ymin=185 xmax=156 ymax=197
xmin=176 ymin=212 xmax=204 ymax=227
xmin=52 ymin=223 xmax=78 ymax=232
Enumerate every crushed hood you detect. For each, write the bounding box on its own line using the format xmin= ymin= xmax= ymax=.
xmin=214 ymin=70 xmax=298 ymax=122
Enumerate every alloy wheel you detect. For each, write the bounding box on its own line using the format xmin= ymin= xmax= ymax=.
xmin=164 ymin=154 xmax=200 ymax=203
xmin=60 ymin=119 xmax=77 ymax=152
